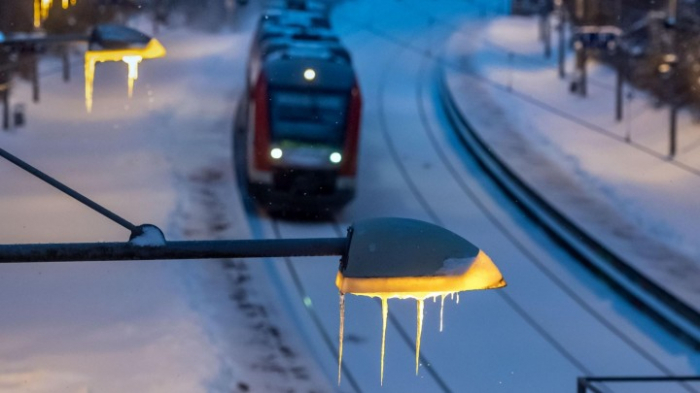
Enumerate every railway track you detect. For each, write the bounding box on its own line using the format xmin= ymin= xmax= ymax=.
xmin=233 ymin=1 xmax=700 ymax=391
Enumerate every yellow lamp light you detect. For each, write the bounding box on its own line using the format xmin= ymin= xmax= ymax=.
xmin=335 ymin=218 xmax=506 ymax=385
xmin=33 ymin=0 xmax=77 ymax=28
xmin=84 ymin=31 xmax=166 ymax=112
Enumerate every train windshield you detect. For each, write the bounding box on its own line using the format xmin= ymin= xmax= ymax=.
xmin=269 ymin=89 xmax=347 ymax=146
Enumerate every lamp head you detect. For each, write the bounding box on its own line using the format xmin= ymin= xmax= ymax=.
xmin=336 ymin=218 xmax=506 ymax=297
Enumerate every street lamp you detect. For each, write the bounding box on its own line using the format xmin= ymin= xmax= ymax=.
xmin=658 ymin=53 xmax=679 ymax=158
xmin=0 ymin=145 xmax=507 ymax=385
xmin=85 ymin=24 xmax=166 ymax=112
xmin=336 ymin=217 xmax=505 ymax=383
xmin=0 ymin=217 xmax=506 ymax=385
xmin=0 ymin=24 xmax=166 ymax=115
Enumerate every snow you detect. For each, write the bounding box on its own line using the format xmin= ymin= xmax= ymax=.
xmin=441 ymin=16 xmax=700 ymax=314
xmin=129 ymin=224 xmax=166 ymax=246
xmin=437 ymin=257 xmax=475 ymax=276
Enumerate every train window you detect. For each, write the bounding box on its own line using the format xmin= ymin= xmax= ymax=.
xmin=270 ymin=89 xmax=347 ymax=146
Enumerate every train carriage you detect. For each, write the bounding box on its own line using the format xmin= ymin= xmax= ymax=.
xmin=242 ymin=52 xmax=361 ymax=213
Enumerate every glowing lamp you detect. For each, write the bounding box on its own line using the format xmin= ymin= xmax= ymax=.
xmin=84 ymin=25 xmax=167 ymax=112
xmin=337 ymin=218 xmax=505 ymax=295
xmin=335 ymin=218 xmax=505 ymax=385
xmin=34 ymin=0 xmax=78 ymax=28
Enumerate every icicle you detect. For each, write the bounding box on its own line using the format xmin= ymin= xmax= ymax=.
xmin=338 ymin=293 xmax=345 ymax=385
xmin=84 ymin=57 xmax=96 ymax=112
xmin=415 ymin=298 xmax=424 ymax=375
xmin=432 ymin=295 xmax=437 ymax=303
xmin=440 ymin=294 xmax=446 ymax=332
xmin=123 ymin=55 xmax=142 ymax=98
xmin=41 ymin=0 xmax=51 ymax=21
xmin=450 ymin=293 xmax=454 ymax=301
xmin=456 ymin=293 xmax=460 ymax=304
xmin=380 ymin=297 xmax=388 ymax=385
xmin=34 ymin=0 xmax=41 ymax=27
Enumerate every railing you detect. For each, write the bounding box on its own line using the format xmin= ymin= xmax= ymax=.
xmin=577 ymin=375 xmax=700 ymax=393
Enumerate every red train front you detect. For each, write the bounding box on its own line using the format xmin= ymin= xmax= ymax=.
xmin=243 ymin=53 xmax=361 ymax=214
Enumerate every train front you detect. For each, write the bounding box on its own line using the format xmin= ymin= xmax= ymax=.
xmin=247 ymin=56 xmax=361 ymax=214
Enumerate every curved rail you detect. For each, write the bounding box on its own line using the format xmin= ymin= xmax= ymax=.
xmin=437 ymin=66 xmax=700 ymax=351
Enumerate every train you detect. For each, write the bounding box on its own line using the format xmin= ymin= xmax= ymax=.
xmin=236 ymin=3 xmax=362 ymax=215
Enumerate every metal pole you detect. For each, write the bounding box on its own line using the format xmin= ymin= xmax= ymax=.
xmin=584 ymin=376 xmax=700 ymax=383
xmin=576 ymin=378 xmax=588 ymax=393
xmin=31 ymin=55 xmax=39 ymax=103
xmin=668 ymin=0 xmax=677 ymax=25
xmin=507 ymin=52 xmax=514 ymax=91
xmin=625 ymin=91 xmax=632 ymax=142
xmin=544 ymin=13 xmax=552 ymax=58
xmin=0 ymin=34 xmax=89 ymax=47
xmin=582 ymin=49 xmax=587 ymax=96
xmin=670 ymin=102 xmax=677 ymax=158
xmin=1 ymin=88 xmax=8 ymax=130
xmin=558 ymin=9 xmax=566 ymax=78
xmin=0 ymin=237 xmax=349 ymax=263
xmin=667 ymin=17 xmax=677 ymax=158
xmin=0 ymin=147 xmax=138 ymax=232
xmin=576 ymin=0 xmax=584 ymax=20
xmin=62 ymin=47 xmax=70 ymax=82
xmin=616 ymin=58 xmax=623 ymax=121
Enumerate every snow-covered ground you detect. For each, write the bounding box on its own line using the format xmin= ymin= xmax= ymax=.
xmin=0 ymin=1 xmax=699 ymax=392
xmin=442 ymin=16 xmax=700 ymax=315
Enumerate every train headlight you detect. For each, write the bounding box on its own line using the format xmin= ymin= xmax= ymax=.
xmin=270 ymin=148 xmax=283 ymax=160
xmin=303 ymin=68 xmax=316 ymax=81
xmin=330 ymin=152 xmax=342 ymax=164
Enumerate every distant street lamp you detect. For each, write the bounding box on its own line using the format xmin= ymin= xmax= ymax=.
xmin=84 ymin=24 xmax=166 ymax=112
xmin=658 ymin=53 xmax=679 ymax=158
xmin=34 ymin=0 xmax=79 ymax=28
xmin=0 ymin=24 xmax=166 ymax=113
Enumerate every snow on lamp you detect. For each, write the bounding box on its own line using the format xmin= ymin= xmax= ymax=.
xmin=336 ymin=217 xmax=506 ymax=385
xmin=84 ymin=25 xmax=166 ymax=112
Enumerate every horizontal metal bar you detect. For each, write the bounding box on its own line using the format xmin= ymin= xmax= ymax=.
xmin=583 ymin=376 xmax=700 ymax=383
xmin=0 ymin=238 xmax=348 ymax=263
xmin=0 ymin=34 xmax=90 ymax=47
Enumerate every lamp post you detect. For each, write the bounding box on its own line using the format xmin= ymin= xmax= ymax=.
xmin=615 ymin=46 xmax=625 ymax=122
xmin=0 ymin=45 xmax=9 ymax=130
xmin=658 ymin=53 xmax=679 ymax=158
xmin=0 ymin=24 xmax=165 ymax=113
xmin=84 ymin=24 xmax=166 ymax=112
xmin=556 ymin=0 xmax=566 ymax=79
